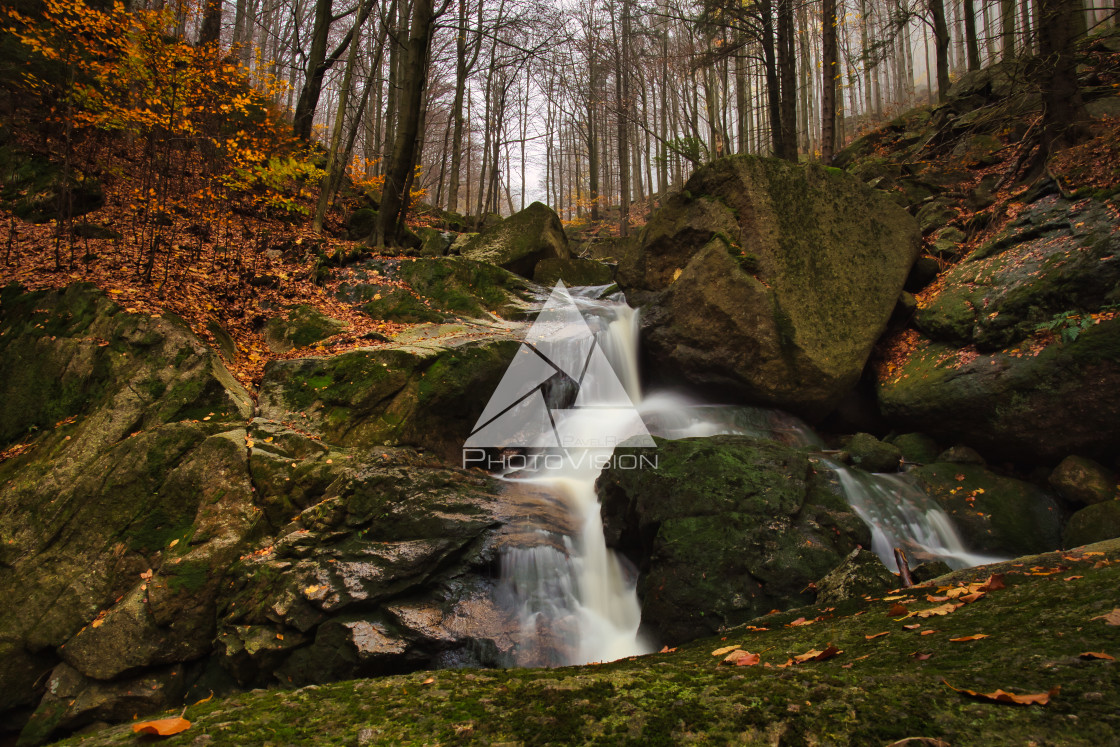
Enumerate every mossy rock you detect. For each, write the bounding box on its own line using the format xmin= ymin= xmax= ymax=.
xmin=597 ymin=435 xmax=870 ymax=643
xmin=416 ymin=227 xmax=451 ymax=257
xmin=878 ymin=318 xmax=1120 ymax=463
xmin=335 ymin=258 xmax=534 ymax=323
xmin=532 ymin=257 xmax=613 ymax=287
xmin=256 ymin=335 xmax=519 ymax=461
xmin=0 ymin=145 xmax=103 ymax=223
xmin=1064 ymin=501 xmax=1120 ymax=547
xmin=49 ymin=541 xmax=1120 ymax=747
xmin=345 ymin=207 xmax=378 ymax=241
xmin=263 ymin=305 xmax=347 ymax=353
xmin=842 ymin=432 xmax=902 ymax=473
xmin=814 ymin=547 xmax=898 ymax=604
xmin=909 ymin=463 xmax=1063 ymax=558
xmin=889 ymin=432 xmax=941 ymax=464
xmin=461 ymin=202 xmax=570 ymax=277
xmin=1050 ymin=456 xmax=1120 ymax=506
xmin=916 ymin=196 xmax=1120 ymax=351
xmin=617 ymin=155 xmax=920 ymax=420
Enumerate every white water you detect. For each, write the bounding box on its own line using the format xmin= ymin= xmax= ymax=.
xmin=827 ymin=461 xmax=1008 ymax=570
xmin=497 ymin=284 xmax=999 ymax=666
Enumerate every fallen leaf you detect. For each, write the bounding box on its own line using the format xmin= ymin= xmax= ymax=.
xmin=865 ymin=632 xmax=890 ymax=640
xmin=132 ymin=717 xmax=191 ymax=736
xmin=910 ymin=652 xmax=932 ymax=660
xmin=1090 ymin=609 xmax=1120 ymax=626
xmin=711 ymin=645 xmax=741 ymax=657
xmin=722 ymin=650 xmax=761 ymax=666
xmin=920 ymin=630 xmax=938 ymax=636
xmin=977 ymin=574 xmax=1006 ymax=591
xmin=916 ymin=602 xmax=963 ymax=618
xmin=950 ymin=634 xmax=990 ymax=642
xmin=943 ymin=679 xmax=1058 ymax=706
xmin=659 ymin=645 xmax=677 ymax=653
xmin=792 ymin=644 xmax=842 ymax=663
xmin=422 ymin=676 xmax=435 ymax=684
xmin=787 ymin=617 xmax=815 ymax=627
xmin=903 ymin=623 xmax=922 ymax=630
xmin=1064 ymin=575 xmax=1083 ymax=581
xmin=1079 ymin=651 xmax=1115 ymax=661
xmin=925 ymin=594 xmax=949 ymax=602
xmin=193 ymin=691 xmax=214 ymax=705
xmin=888 ymin=602 xmax=910 ymax=616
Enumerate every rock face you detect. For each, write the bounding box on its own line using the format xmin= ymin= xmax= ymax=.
xmin=617 ymin=156 xmax=920 ymax=420
xmin=877 ymin=195 xmax=1120 ymax=463
xmin=532 ymin=257 xmax=613 ymax=287
xmin=461 ymin=202 xmax=570 ymax=277
xmin=814 ymin=548 xmax=898 ymax=604
xmin=1063 ymin=502 xmax=1120 ymax=548
xmin=597 ymin=436 xmax=871 ymax=643
xmin=0 ymin=284 xmax=529 ymax=745
xmin=1049 ymin=456 xmax=1119 ymax=506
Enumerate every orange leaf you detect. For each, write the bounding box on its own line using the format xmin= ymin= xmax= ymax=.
xmin=792 ymin=644 xmax=842 ymax=663
xmin=787 ymin=617 xmax=815 ymax=627
xmin=865 ymin=632 xmax=890 ymax=640
xmin=1079 ymin=651 xmax=1115 ymax=661
xmin=977 ymin=573 xmax=1006 ymax=592
xmin=711 ymin=645 xmax=741 ymax=657
xmin=950 ymin=634 xmax=990 ymax=642
xmin=658 ymin=645 xmax=677 ymax=653
xmin=916 ymin=602 xmax=963 ymax=618
xmin=888 ymin=602 xmax=909 ymax=616
xmin=722 ymin=649 xmax=761 ymax=666
xmin=920 ymin=630 xmax=938 ymax=636
xmin=132 ymin=717 xmax=191 ymax=736
xmin=1091 ymin=609 xmax=1120 ymax=626
xmin=943 ymin=679 xmax=1058 ymax=706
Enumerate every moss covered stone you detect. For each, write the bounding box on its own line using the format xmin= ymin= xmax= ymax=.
xmin=263 ymin=305 xmax=348 ymax=353
xmin=842 ymin=432 xmax=902 ymax=472
xmin=53 ymin=541 xmax=1120 ymax=747
xmin=879 ymin=318 xmax=1120 ymax=463
xmin=617 ymin=155 xmax=921 ymax=420
xmin=461 ymin=202 xmax=570 ymax=277
xmin=910 ymin=462 xmax=1063 ymax=557
xmin=1050 ymin=455 xmax=1120 ymax=506
xmin=532 ymin=257 xmax=613 ymax=287
xmin=1063 ymin=501 xmax=1120 ymax=547
xmin=597 ymin=435 xmax=870 ymax=643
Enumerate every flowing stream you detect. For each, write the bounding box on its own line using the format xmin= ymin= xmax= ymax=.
xmin=495 ymin=284 xmax=999 ymax=666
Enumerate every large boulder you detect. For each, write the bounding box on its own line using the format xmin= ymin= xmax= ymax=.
xmin=1063 ymin=501 xmax=1120 ymax=548
xmin=597 ymin=435 xmax=871 ymax=643
xmin=617 ymin=156 xmax=920 ymax=419
xmin=1050 ymin=456 xmax=1119 ymax=506
xmin=256 ymin=329 xmax=519 ymax=463
xmin=0 ymin=284 xmax=532 ymax=744
xmin=878 ymin=195 xmax=1120 ymax=462
xmin=461 ymin=202 xmax=570 ymax=277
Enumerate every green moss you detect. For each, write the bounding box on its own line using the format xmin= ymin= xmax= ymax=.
xmin=164 ymin=559 xmax=211 ymax=594
xmin=55 ymin=542 xmax=1120 ymax=747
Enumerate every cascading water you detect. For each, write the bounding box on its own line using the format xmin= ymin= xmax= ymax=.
xmin=494 ymin=283 xmax=1001 ymax=666
xmin=827 ymin=462 xmax=1007 ymax=570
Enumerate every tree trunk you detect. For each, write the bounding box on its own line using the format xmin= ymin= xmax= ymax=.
xmin=822 ymin=0 xmax=837 ymax=163
xmin=930 ymin=0 xmax=951 ymax=101
xmin=1037 ymin=0 xmax=1088 ymax=155
xmin=373 ymin=0 xmax=436 ymax=247
xmin=964 ymin=0 xmax=981 ymax=69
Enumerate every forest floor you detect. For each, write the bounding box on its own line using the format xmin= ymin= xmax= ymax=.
xmin=53 ymin=540 xmax=1120 ymax=746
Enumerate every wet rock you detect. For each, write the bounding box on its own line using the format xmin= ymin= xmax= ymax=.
xmin=937 ymin=445 xmax=986 ymax=466
xmin=532 ymin=257 xmax=613 ymax=287
xmin=598 ymin=435 xmax=870 ymax=643
xmin=908 ymin=463 xmax=1063 ymax=557
xmin=617 ymin=155 xmax=920 ymax=420
xmin=889 ymin=433 xmax=941 ymax=465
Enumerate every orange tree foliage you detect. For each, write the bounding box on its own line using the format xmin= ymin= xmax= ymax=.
xmin=4 ymin=0 xmax=322 ymax=275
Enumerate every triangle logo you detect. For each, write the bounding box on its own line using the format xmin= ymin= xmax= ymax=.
xmin=464 ymin=281 xmax=655 ymax=450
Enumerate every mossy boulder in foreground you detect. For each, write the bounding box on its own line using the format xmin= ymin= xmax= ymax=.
xmin=597 ymin=435 xmax=871 ymax=643
xmin=53 ymin=540 xmax=1120 ymax=747
xmin=617 ymin=155 xmax=921 ymax=420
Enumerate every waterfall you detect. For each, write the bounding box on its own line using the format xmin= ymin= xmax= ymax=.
xmin=493 ymin=283 xmax=999 ymax=666
xmin=827 ymin=462 xmax=1007 ymax=570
